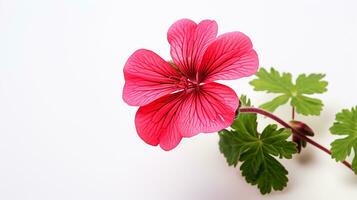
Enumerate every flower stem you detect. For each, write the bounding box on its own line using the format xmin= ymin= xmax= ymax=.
xmin=239 ymin=107 xmax=353 ymax=171
xmin=292 ymin=106 xmax=295 ymax=120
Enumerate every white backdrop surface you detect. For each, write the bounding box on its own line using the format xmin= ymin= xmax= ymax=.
xmin=1 ymin=0 xmax=357 ymax=199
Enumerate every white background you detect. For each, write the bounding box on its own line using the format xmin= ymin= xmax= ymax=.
xmin=1 ymin=0 xmax=357 ymax=199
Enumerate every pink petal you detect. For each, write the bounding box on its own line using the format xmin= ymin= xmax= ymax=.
xmin=198 ymin=32 xmax=259 ymax=82
xmin=135 ymin=92 xmax=184 ymax=151
xmin=179 ymin=82 xmax=239 ymax=137
xmin=123 ymin=49 xmax=181 ymax=106
xmin=167 ymin=19 xmax=218 ymax=80
xmin=135 ymin=82 xmax=238 ymax=151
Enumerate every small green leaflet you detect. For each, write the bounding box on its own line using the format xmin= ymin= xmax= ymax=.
xmin=249 ymin=68 xmax=328 ymax=116
xmin=219 ymin=98 xmax=297 ymax=194
xmin=239 ymin=94 xmax=252 ymax=107
xmin=330 ymin=106 xmax=357 ymax=173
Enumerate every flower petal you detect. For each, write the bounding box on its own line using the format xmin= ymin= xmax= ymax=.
xmin=135 ymin=82 xmax=239 ymax=151
xmin=198 ymin=32 xmax=259 ymax=82
xmin=135 ymin=92 xmax=185 ymax=151
xmin=123 ymin=49 xmax=180 ymax=106
xmin=179 ymin=82 xmax=239 ymax=137
xmin=167 ymin=19 xmax=218 ymax=80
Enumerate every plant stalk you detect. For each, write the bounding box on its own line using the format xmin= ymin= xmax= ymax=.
xmin=239 ymin=107 xmax=353 ymax=171
xmin=292 ymin=106 xmax=295 ymax=120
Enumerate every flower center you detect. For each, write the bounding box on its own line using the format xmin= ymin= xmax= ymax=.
xmin=175 ymin=77 xmax=199 ymax=91
xmin=168 ymin=61 xmax=201 ymax=91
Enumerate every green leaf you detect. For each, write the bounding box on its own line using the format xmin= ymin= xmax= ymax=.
xmin=239 ymin=94 xmax=252 ymax=107
xmin=291 ymin=95 xmax=323 ymax=116
xmin=240 ymin=154 xmax=288 ymax=194
xmin=249 ymin=68 xmax=294 ymax=94
xmin=231 ymin=108 xmax=257 ymax=137
xmin=330 ymin=106 xmax=357 ymax=173
xmin=260 ymin=95 xmax=290 ymax=112
xmin=296 ymin=74 xmax=328 ymax=94
xmin=219 ymin=108 xmax=297 ymax=194
xmin=249 ymin=67 xmax=328 ymax=116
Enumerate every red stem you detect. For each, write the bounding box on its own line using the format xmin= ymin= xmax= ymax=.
xmin=239 ymin=107 xmax=353 ymax=171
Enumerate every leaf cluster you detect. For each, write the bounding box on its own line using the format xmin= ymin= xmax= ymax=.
xmin=219 ymin=96 xmax=297 ymax=194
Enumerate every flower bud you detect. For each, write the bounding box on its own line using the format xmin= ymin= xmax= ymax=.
xmin=289 ymin=120 xmax=315 ymax=153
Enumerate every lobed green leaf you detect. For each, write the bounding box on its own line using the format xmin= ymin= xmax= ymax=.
xmin=249 ymin=67 xmax=328 ymax=116
xmin=330 ymin=106 xmax=357 ymax=173
xmin=219 ymin=98 xmax=297 ymax=194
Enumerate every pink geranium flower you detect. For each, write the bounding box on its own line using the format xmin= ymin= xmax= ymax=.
xmin=123 ymin=19 xmax=259 ymax=151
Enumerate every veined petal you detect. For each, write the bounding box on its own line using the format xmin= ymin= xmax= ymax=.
xmin=135 ymin=92 xmax=185 ymax=151
xmin=123 ymin=49 xmax=180 ymax=106
xmin=198 ymin=32 xmax=259 ymax=82
xmin=135 ymin=82 xmax=239 ymax=151
xmin=179 ymin=82 xmax=239 ymax=137
xmin=167 ymin=19 xmax=218 ymax=80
